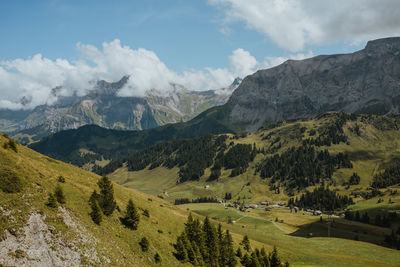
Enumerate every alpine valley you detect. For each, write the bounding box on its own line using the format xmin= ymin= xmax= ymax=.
xmin=1 ymin=37 xmax=400 ymax=267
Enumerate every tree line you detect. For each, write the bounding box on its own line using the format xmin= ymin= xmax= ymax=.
xmin=257 ymin=144 xmax=353 ymax=189
xmin=288 ymin=186 xmax=354 ymax=212
xmin=372 ymin=159 xmax=400 ymax=188
xmin=174 ymin=197 xmax=219 ymax=205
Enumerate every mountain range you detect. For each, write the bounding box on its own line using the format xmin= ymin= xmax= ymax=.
xmin=29 ymin=37 xmax=400 ymax=168
xmin=0 ymin=76 xmax=240 ymax=143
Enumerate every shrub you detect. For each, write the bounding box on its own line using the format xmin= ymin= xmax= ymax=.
xmin=143 ymin=209 xmax=150 ymax=218
xmin=154 ymin=252 xmax=161 ymax=263
xmin=54 ymin=185 xmax=66 ymax=204
xmin=139 ymin=237 xmax=150 ymax=252
xmin=57 ymin=176 xmax=66 ymax=183
xmin=0 ymin=169 xmax=25 ymax=193
xmin=3 ymin=139 xmax=18 ymax=152
xmin=46 ymin=193 xmax=58 ymax=208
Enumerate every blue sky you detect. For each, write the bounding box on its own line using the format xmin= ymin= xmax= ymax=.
xmin=0 ymin=0 xmax=399 ymax=109
xmin=0 ymin=0 xmax=363 ymax=71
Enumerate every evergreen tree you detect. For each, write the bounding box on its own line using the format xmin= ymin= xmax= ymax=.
xmin=97 ymin=176 xmax=116 ymax=216
xmin=90 ymin=200 xmax=103 ymax=225
xmin=46 ymin=193 xmax=58 ymax=208
xmin=241 ymin=235 xmax=251 ymax=252
xmin=250 ymin=252 xmax=261 ymax=267
xmin=217 ymin=224 xmax=225 ymax=267
xmin=236 ymin=247 xmax=243 ymax=258
xmin=54 ymin=185 xmax=66 ymax=204
xmin=241 ymin=254 xmax=251 ymax=266
xmin=120 ymin=199 xmax=140 ymax=230
xmin=174 ymin=233 xmax=189 ymax=262
xmin=89 ymin=190 xmax=100 ymax=205
xmin=223 ymin=230 xmax=237 ymax=267
xmin=139 ymin=237 xmax=150 ymax=252
xmin=269 ymin=246 xmax=281 ymax=267
xmin=202 ymin=216 xmax=220 ymax=266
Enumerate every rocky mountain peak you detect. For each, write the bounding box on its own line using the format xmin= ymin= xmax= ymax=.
xmin=92 ymin=75 xmax=130 ymax=96
xmin=364 ymin=37 xmax=400 ymax=56
xmin=225 ymin=37 xmax=400 ymax=132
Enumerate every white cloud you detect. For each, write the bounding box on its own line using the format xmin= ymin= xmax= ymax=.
xmin=208 ymin=0 xmax=400 ymax=51
xmin=0 ymin=39 xmax=311 ymax=110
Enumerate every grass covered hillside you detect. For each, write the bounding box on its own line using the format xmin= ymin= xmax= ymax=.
xmin=99 ymin=112 xmax=400 ymax=266
xmin=0 ymin=133 xmax=195 ymax=266
xmin=104 ymin=113 xmax=400 ymax=202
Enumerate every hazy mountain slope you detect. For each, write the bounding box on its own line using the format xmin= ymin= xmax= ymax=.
xmin=2 ymin=76 xmax=238 ymax=143
xmin=0 ymin=132 xmax=192 ymax=266
xmin=29 ymin=108 xmax=234 ymax=170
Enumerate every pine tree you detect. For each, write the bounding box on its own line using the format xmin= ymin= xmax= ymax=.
xmin=269 ymin=246 xmax=281 ymax=267
xmin=139 ymin=237 xmax=150 ymax=252
xmin=223 ymin=230 xmax=237 ymax=267
xmin=241 ymin=235 xmax=251 ymax=252
xmin=202 ymin=216 xmax=219 ymax=266
xmin=89 ymin=190 xmax=100 ymax=205
xmin=236 ymin=247 xmax=243 ymax=258
xmin=250 ymin=252 xmax=261 ymax=267
xmin=54 ymin=185 xmax=66 ymax=204
xmin=241 ymin=253 xmax=251 ymax=266
xmin=120 ymin=199 xmax=140 ymax=230
xmin=97 ymin=176 xmax=116 ymax=216
xmin=90 ymin=200 xmax=103 ymax=225
xmin=46 ymin=193 xmax=58 ymax=208
xmin=174 ymin=233 xmax=189 ymax=262
xmin=217 ymin=224 xmax=225 ymax=266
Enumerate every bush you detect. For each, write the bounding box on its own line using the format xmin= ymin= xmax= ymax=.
xmin=54 ymin=185 xmax=66 ymax=204
xmin=139 ymin=237 xmax=150 ymax=252
xmin=3 ymin=139 xmax=18 ymax=152
xmin=0 ymin=169 xmax=25 ymax=193
xmin=143 ymin=209 xmax=150 ymax=218
xmin=46 ymin=193 xmax=58 ymax=208
xmin=57 ymin=176 xmax=66 ymax=183
xmin=154 ymin=252 xmax=161 ymax=263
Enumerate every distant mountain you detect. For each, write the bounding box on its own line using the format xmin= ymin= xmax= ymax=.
xmin=1 ymin=76 xmax=240 ymax=143
xmin=221 ymin=37 xmax=400 ymax=131
xmin=30 ymin=37 xmax=400 ymax=169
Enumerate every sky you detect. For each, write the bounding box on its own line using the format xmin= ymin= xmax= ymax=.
xmin=0 ymin=0 xmax=400 ymax=109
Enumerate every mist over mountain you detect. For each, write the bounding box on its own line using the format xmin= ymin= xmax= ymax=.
xmin=0 ymin=76 xmax=241 ymax=143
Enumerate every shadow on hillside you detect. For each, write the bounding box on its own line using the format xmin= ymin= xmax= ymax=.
xmin=289 ymin=219 xmax=391 ymax=248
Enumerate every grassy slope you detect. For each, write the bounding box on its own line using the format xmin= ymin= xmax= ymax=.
xmin=0 ymin=133 xmax=191 ymax=266
xmin=182 ymin=203 xmax=400 ymax=267
xmin=110 ymin=114 xmax=400 ymax=204
xmin=108 ymin=113 xmax=400 ymax=266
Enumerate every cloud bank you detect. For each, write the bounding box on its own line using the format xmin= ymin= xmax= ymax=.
xmin=209 ymin=0 xmax=400 ymax=51
xmin=0 ymin=40 xmax=310 ymax=110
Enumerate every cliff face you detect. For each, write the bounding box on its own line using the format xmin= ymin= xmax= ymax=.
xmin=227 ymin=37 xmax=400 ymax=131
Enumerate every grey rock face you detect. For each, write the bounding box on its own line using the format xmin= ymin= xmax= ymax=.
xmin=228 ymin=37 xmax=400 ymax=131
